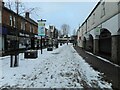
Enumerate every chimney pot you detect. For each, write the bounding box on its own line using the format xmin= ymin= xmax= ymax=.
xmin=25 ymin=12 xmax=29 ymax=18
xmin=2 ymin=2 xmax=5 ymax=7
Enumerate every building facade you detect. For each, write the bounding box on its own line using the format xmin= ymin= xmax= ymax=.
xmin=0 ymin=2 xmax=38 ymax=55
xmin=47 ymin=25 xmax=58 ymax=46
xmin=48 ymin=25 xmax=58 ymax=39
xmin=77 ymin=0 xmax=120 ymax=65
xmin=0 ymin=1 xmax=2 ymax=56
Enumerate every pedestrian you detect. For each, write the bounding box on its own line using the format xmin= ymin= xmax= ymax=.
xmin=25 ymin=42 xmax=29 ymax=50
xmin=75 ymin=40 xmax=77 ymax=46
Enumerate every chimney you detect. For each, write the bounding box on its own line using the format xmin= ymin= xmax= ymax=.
xmin=25 ymin=12 xmax=29 ymax=18
xmin=2 ymin=2 xmax=5 ymax=7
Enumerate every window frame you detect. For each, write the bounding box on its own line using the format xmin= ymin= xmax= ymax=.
xmin=13 ymin=16 xmax=16 ymax=28
xmin=92 ymin=13 xmax=95 ymax=25
xmin=101 ymin=1 xmax=105 ymax=18
xmin=9 ymin=15 xmax=13 ymax=26
xmin=21 ymin=20 xmax=25 ymax=30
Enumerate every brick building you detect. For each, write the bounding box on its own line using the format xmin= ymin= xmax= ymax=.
xmin=0 ymin=2 xmax=38 ymax=55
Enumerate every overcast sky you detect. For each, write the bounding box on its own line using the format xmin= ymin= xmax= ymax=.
xmin=4 ymin=0 xmax=98 ymax=35
xmin=23 ymin=2 xmax=98 ymax=35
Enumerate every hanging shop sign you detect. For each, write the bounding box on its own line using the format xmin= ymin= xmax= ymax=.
xmin=38 ymin=22 xmax=45 ymax=36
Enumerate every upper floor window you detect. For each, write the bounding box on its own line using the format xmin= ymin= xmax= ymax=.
xmin=30 ymin=25 xmax=33 ymax=33
xmin=21 ymin=20 xmax=25 ymax=30
xmin=13 ymin=17 xmax=16 ymax=28
xmin=0 ymin=11 xmax=1 ymax=24
xmin=101 ymin=1 xmax=105 ymax=17
xmin=9 ymin=15 xmax=12 ymax=26
xmin=92 ymin=13 xmax=95 ymax=24
xmin=87 ymin=20 xmax=90 ymax=29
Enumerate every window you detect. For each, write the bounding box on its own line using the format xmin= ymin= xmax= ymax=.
xmin=13 ymin=17 xmax=16 ymax=28
xmin=101 ymin=1 xmax=105 ymax=17
xmin=9 ymin=15 xmax=12 ymax=26
xmin=87 ymin=20 xmax=89 ymax=29
xmin=92 ymin=13 xmax=95 ymax=24
xmin=0 ymin=11 xmax=1 ymax=23
xmin=118 ymin=1 xmax=120 ymax=11
xmin=30 ymin=25 xmax=32 ymax=32
xmin=21 ymin=21 xmax=25 ymax=30
xmin=49 ymin=26 xmax=53 ymax=29
xmin=118 ymin=28 xmax=120 ymax=35
xmin=118 ymin=1 xmax=120 ymax=5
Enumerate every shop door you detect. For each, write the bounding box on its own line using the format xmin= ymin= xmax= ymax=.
xmin=99 ymin=29 xmax=111 ymax=55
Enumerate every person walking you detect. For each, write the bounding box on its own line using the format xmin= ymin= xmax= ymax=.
xmin=25 ymin=42 xmax=29 ymax=50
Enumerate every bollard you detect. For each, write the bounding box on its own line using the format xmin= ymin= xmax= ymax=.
xmin=10 ymin=55 xmax=13 ymax=67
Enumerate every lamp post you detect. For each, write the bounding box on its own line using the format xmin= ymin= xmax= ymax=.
xmin=37 ymin=19 xmax=46 ymax=54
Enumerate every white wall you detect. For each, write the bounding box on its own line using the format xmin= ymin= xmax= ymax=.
xmin=87 ymin=1 xmax=119 ymax=32
xmin=82 ymin=22 xmax=87 ymax=34
xmin=102 ymin=13 xmax=119 ymax=35
xmin=77 ymin=30 xmax=80 ymax=47
xmin=78 ymin=0 xmax=120 ymax=48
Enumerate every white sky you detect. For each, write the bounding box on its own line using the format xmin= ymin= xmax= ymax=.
xmin=23 ymin=2 xmax=98 ymax=35
xmin=3 ymin=0 xmax=99 ymax=35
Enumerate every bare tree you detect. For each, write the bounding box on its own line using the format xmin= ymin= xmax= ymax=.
xmin=5 ymin=0 xmax=41 ymax=17
xmin=4 ymin=0 xmax=41 ymax=67
xmin=58 ymin=30 xmax=62 ymax=37
xmin=61 ymin=24 xmax=70 ymax=36
xmin=73 ymin=29 xmax=77 ymax=35
xmin=5 ymin=0 xmax=25 ymax=13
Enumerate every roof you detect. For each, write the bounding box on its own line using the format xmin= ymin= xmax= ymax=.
xmin=2 ymin=4 xmax=38 ymax=26
xmin=79 ymin=0 xmax=102 ymax=28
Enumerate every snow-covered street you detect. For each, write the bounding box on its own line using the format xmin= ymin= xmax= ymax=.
xmin=0 ymin=44 xmax=112 ymax=89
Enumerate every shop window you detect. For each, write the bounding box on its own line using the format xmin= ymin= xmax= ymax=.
xmin=9 ymin=15 xmax=12 ymax=26
xmin=101 ymin=1 xmax=105 ymax=18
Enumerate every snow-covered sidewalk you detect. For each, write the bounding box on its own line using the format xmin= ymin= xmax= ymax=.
xmin=0 ymin=44 xmax=112 ymax=89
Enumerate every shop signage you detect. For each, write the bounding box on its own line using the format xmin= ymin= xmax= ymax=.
xmin=94 ymin=27 xmax=100 ymax=35
xmin=25 ymin=34 xmax=29 ymax=37
xmin=19 ymin=33 xmax=24 ymax=36
xmin=38 ymin=22 xmax=45 ymax=36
